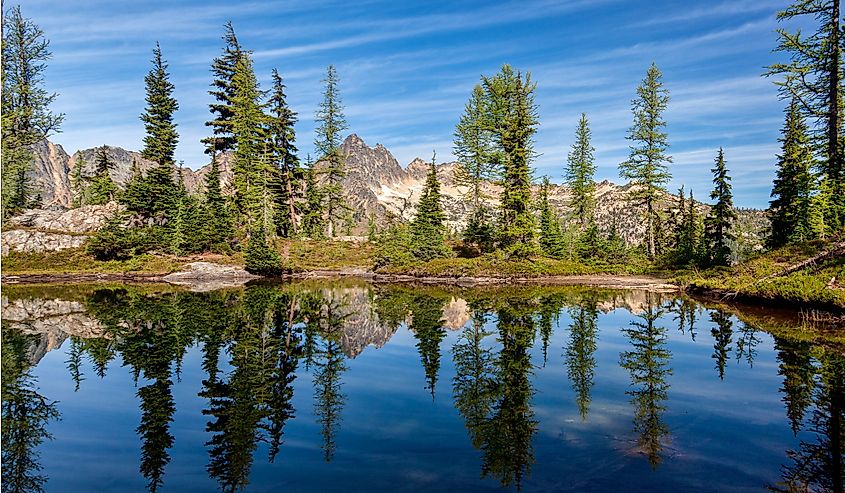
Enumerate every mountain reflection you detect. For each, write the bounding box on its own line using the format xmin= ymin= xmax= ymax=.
xmin=1 ymin=282 xmax=843 ymax=492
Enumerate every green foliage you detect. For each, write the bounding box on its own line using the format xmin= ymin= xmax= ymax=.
xmin=87 ymin=215 xmax=147 ymax=260
xmin=244 ymin=227 xmax=284 ymax=276
xmin=314 ymin=65 xmax=351 ymax=237
xmin=674 ymin=188 xmax=704 ymax=266
xmin=483 ymin=64 xmax=539 ymax=257
xmin=704 ymin=148 xmax=737 ymax=266
xmin=201 ymin=157 xmax=236 ymax=249
xmin=301 ymin=159 xmax=326 ymax=239
xmin=454 ymin=84 xmax=500 ymax=218
xmin=769 ymin=100 xmax=817 ymax=247
xmin=537 ymin=177 xmax=564 ymax=258
xmin=202 ymin=21 xmax=242 ymax=155
xmin=86 ymin=146 xmax=119 ymax=205
xmin=266 ymin=69 xmax=302 ymax=238
xmin=1 ymin=6 xmax=64 ymax=218
xmin=374 ymin=222 xmax=415 ymax=268
xmin=565 ymin=113 xmax=596 ymax=226
xmin=768 ymin=0 xmax=845 ymax=232
xmin=619 ymin=63 xmax=672 ymax=258
xmin=410 ymin=155 xmax=451 ymax=261
xmin=140 ymin=42 xmax=179 ymax=168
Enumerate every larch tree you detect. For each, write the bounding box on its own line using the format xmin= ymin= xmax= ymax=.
xmin=266 ymin=69 xmax=302 ymax=238
xmin=768 ymin=0 xmax=844 ymax=233
xmin=483 ymin=64 xmax=539 ymax=257
xmin=314 ymin=65 xmax=351 ymax=238
xmin=704 ymin=148 xmax=737 ymax=266
xmin=565 ymin=113 xmax=596 ymax=227
xmin=1 ymin=5 xmax=64 ymax=218
xmin=410 ymin=152 xmax=450 ymax=261
xmin=619 ymin=63 xmax=672 ymax=259
xmin=454 ymin=83 xmax=499 ymax=248
xmin=768 ymin=100 xmax=816 ymax=247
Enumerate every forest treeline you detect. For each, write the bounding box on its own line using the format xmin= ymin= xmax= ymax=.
xmin=1 ymin=1 xmax=844 ymax=274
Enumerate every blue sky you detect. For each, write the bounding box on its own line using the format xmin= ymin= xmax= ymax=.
xmin=24 ymin=0 xmax=799 ymax=208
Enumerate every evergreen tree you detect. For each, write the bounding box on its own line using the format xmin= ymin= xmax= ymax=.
xmin=202 ymin=21 xmax=242 ymax=157
xmin=266 ymin=69 xmax=302 ymax=238
xmin=704 ymin=148 xmax=737 ymax=267
xmin=674 ymin=186 xmax=704 ymax=266
xmin=134 ymin=42 xmax=180 ymax=220
xmin=565 ymin=113 xmax=596 ymax=227
xmin=538 ymin=177 xmax=564 ymax=257
xmin=769 ymin=100 xmax=815 ymax=248
xmin=69 ymin=156 xmax=87 ymax=207
xmin=230 ymin=51 xmax=267 ymax=227
xmin=202 ymin=154 xmax=235 ymax=248
xmin=87 ymin=146 xmax=118 ymax=205
xmin=454 ymin=84 xmax=499 ymax=248
xmin=619 ymin=63 xmax=672 ymax=259
xmin=483 ymin=65 xmax=539 ymax=257
xmin=1 ymin=6 xmax=64 ymax=218
xmin=244 ymin=225 xmax=283 ymax=275
xmin=301 ymin=156 xmax=326 ymax=239
xmin=768 ymin=0 xmax=844 ymax=232
xmin=314 ymin=65 xmax=351 ymax=237
xmin=410 ymin=152 xmax=450 ymax=261
xmin=140 ymin=42 xmax=179 ymax=168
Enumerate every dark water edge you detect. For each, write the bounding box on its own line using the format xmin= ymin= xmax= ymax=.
xmin=1 ymin=280 xmax=843 ymax=492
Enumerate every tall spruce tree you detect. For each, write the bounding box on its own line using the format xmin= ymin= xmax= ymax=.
xmin=769 ymin=100 xmax=815 ymax=247
xmin=314 ymin=65 xmax=351 ymax=237
xmin=483 ymin=64 xmax=539 ymax=257
xmin=704 ymin=148 xmax=737 ymax=266
xmin=201 ymin=153 xmax=234 ymax=247
xmin=565 ymin=113 xmax=596 ymax=227
xmin=454 ymin=84 xmax=499 ymax=247
xmin=203 ymin=22 xmax=242 ymax=157
xmin=768 ymin=0 xmax=845 ymax=233
xmin=70 ymin=156 xmax=87 ymax=207
xmin=266 ymin=69 xmax=302 ymax=238
xmin=230 ymin=51 xmax=267 ymax=228
xmin=135 ymin=42 xmax=180 ymax=219
xmin=619 ymin=63 xmax=672 ymax=259
xmin=675 ymin=188 xmax=703 ymax=266
xmin=1 ymin=6 xmax=64 ymax=218
xmin=538 ymin=177 xmax=564 ymax=258
xmin=410 ymin=152 xmax=450 ymax=261
xmin=301 ymin=155 xmax=326 ymax=239
xmin=87 ymin=146 xmax=118 ymax=205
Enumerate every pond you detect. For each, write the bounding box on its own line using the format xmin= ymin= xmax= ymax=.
xmin=1 ymin=280 xmax=843 ymax=492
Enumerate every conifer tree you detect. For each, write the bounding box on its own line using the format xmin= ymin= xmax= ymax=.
xmin=203 ymin=22 xmax=242 ymax=157
xmin=675 ymin=188 xmax=703 ymax=266
xmin=230 ymin=51 xmax=267 ymax=227
xmin=769 ymin=100 xmax=815 ymax=248
xmin=619 ymin=63 xmax=672 ymax=259
xmin=454 ymin=84 xmax=499 ymax=247
xmin=266 ymin=69 xmax=302 ymax=238
xmin=565 ymin=113 xmax=596 ymax=227
xmin=538 ymin=177 xmax=564 ymax=257
xmin=483 ymin=64 xmax=539 ymax=257
xmin=87 ymin=146 xmax=118 ymax=205
xmin=410 ymin=152 xmax=450 ymax=261
xmin=1 ymin=6 xmax=64 ymax=218
xmin=301 ymin=156 xmax=326 ymax=239
xmin=314 ymin=65 xmax=351 ymax=237
xmin=70 ymin=156 xmax=87 ymax=207
xmin=136 ymin=42 xmax=180 ymax=219
xmin=704 ymin=148 xmax=737 ymax=266
xmin=201 ymin=154 xmax=235 ymax=248
xmin=768 ymin=0 xmax=844 ymax=232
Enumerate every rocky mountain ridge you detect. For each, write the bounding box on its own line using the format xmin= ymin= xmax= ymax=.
xmin=20 ymin=135 xmax=767 ymax=247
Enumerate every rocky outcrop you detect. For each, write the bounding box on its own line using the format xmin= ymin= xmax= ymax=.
xmin=2 ymin=202 xmax=120 ymax=255
xmin=161 ymin=262 xmax=259 ymax=291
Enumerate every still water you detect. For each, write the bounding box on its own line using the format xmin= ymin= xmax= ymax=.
xmin=1 ymin=281 xmax=843 ymax=492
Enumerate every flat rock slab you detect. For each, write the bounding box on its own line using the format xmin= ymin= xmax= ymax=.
xmin=162 ymin=262 xmax=260 ymax=292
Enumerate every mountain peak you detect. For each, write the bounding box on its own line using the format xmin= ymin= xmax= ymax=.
xmin=343 ymin=133 xmax=367 ymax=148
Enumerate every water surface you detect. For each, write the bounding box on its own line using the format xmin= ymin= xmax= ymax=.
xmin=2 ymin=281 xmax=843 ymax=492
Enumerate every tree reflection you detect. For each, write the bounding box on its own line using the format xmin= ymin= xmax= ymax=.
xmin=619 ymin=293 xmax=672 ymax=469
xmin=709 ymin=310 xmax=734 ymax=380
xmin=1 ymin=329 xmax=60 ymax=493
xmin=564 ymin=299 xmax=599 ymax=421
xmin=452 ymin=305 xmax=497 ymax=449
xmin=312 ymin=292 xmax=348 ymax=462
xmin=409 ymin=295 xmax=447 ymax=399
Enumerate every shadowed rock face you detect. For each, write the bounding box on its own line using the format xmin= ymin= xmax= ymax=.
xmin=21 ymin=135 xmax=767 ymax=247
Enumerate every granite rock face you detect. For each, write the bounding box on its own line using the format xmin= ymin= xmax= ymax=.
xmin=162 ymin=262 xmax=260 ymax=291
xmin=2 ymin=202 xmax=120 ymax=255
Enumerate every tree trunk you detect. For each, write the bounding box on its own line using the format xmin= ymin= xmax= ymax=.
xmin=828 ymin=0 xmax=841 ymax=183
xmin=286 ymin=169 xmax=297 ymax=236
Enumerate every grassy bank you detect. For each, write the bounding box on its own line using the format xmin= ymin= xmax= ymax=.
xmin=678 ymin=239 xmax=845 ymax=310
